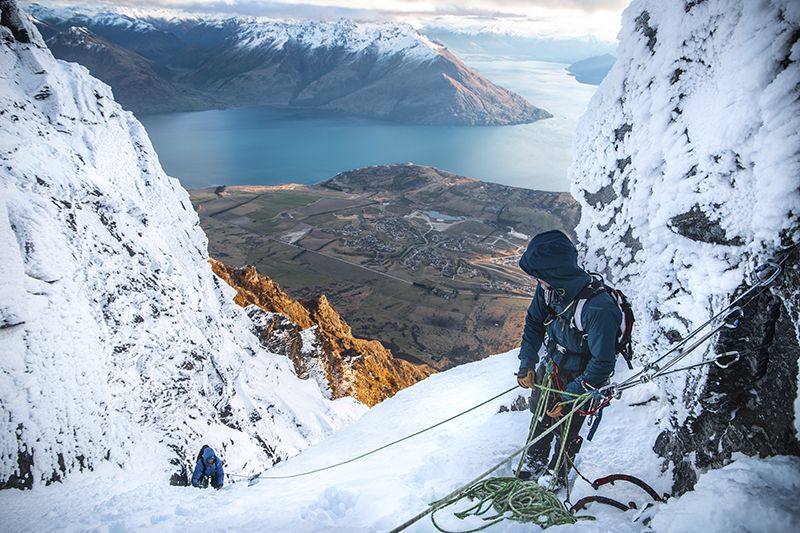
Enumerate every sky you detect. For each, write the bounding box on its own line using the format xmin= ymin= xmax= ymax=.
xmin=51 ymin=0 xmax=627 ymax=41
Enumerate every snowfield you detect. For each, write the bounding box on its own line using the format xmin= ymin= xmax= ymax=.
xmin=1 ymin=351 xmax=798 ymax=532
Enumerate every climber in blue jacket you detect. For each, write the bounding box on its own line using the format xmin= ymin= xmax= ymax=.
xmin=191 ymin=445 xmax=224 ymax=489
xmin=515 ymin=230 xmax=622 ymax=486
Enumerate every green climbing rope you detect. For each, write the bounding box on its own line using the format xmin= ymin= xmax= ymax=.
xmin=252 ymin=385 xmax=520 ymax=481
xmin=425 ymin=374 xmax=591 ymax=532
xmin=431 ymin=477 xmax=582 ymax=532
xmin=388 ymin=383 xmax=594 ymax=533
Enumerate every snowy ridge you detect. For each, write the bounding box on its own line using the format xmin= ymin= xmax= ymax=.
xmin=25 ymin=2 xmax=443 ymax=62
xmin=571 ymin=0 xmax=800 ymax=488
xmin=0 ymin=0 xmax=364 ymax=489
xmin=234 ymin=18 xmax=443 ymax=62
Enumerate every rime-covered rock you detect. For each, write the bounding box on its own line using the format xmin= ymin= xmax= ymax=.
xmin=571 ymin=0 xmax=800 ymax=493
xmin=0 ymin=0 xmax=364 ymax=489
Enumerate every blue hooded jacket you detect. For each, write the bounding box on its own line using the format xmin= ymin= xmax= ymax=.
xmin=191 ymin=446 xmax=224 ymax=488
xmin=518 ymin=230 xmax=621 ymax=395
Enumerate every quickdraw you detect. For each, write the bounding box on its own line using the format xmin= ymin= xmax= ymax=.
xmin=598 ymin=255 xmax=789 ymax=398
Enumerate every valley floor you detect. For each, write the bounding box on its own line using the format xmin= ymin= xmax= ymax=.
xmin=1 ymin=352 xmax=798 ymax=532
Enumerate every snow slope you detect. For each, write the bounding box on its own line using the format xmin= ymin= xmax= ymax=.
xmin=1 ymin=350 xmax=798 ymax=532
xmin=0 ymin=0 xmax=363 ymax=489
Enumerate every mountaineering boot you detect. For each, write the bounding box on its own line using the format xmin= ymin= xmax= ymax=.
xmin=536 ymin=468 xmax=563 ymax=491
xmin=517 ymin=458 xmax=549 ymax=481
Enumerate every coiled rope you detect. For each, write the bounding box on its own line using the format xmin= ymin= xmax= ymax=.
xmin=419 ymin=375 xmax=593 ymax=533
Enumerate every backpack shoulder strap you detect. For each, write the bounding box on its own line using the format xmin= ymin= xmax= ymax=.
xmin=572 ymin=279 xmax=606 ymax=332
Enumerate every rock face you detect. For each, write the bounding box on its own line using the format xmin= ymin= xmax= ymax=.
xmin=0 ymin=0 xmax=364 ymax=490
xmin=27 ymin=3 xmax=551 ymax=126
xmin=210 ymin=260 xmax=433 ymax=407
xmin=571 ymin=0 xmax=800 ymax=494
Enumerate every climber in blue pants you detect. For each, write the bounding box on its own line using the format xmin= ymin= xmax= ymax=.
xmin=192 ymin=445 xmax=224 ymax=489
xmin=515 ymin=230 xmax=622 ymax=486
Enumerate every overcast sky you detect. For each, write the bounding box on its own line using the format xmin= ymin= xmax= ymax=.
xmin=55 ymin=0 xmax=627 ymax=40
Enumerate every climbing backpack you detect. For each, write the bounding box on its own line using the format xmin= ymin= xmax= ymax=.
xmin=570 ymin=273 xmax=635 ymax=370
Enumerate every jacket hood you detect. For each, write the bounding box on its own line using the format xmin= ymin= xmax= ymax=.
xmin=203 ymin=447 xmax=217 ymax=463
xmin=519 ymin=230 xmax=590 ymax=303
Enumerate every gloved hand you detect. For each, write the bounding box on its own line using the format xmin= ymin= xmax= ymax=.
xmin=546 ymin=402 xmax=564 ymax=419
xmin=517 ymin=368 xmax=534 ymax=389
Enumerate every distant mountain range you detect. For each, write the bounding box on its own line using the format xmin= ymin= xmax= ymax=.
xmin=566 ymin=53 xmax=616 ymax=85
xmin=422 ymin=28 xmax=616 ymax=63
xmin=26 ymin=3 xmax=551 ymax=125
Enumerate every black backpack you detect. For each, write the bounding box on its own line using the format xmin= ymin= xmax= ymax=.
xmin=569 ymin=273 xmax=636 ymax=370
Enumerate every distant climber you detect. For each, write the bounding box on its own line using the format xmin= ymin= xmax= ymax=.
xmin=515 ymin=230 xmax=623 ymax=487
xmin=191 ymin=445 xmax=224 ymax=489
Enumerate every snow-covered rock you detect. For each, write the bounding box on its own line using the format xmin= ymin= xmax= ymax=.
xmin=571 ymin=0 xmax=800 ymax=493
xmin=0 ymin=0 xmax=364 ymax=490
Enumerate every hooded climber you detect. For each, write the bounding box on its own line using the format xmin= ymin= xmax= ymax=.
xmin=191 ymin=445 xmax=224 ymax=489
xmin=516 ymin=230 xmax=622 ymax=486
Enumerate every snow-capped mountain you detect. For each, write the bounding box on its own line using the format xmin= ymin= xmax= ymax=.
xmin=0 ymin=0 xmax=365 ymax=490
xmin=25 ymin=3 xmax=551 ymax=125
xmin=571 ymin=0 xmax=800 ymax=493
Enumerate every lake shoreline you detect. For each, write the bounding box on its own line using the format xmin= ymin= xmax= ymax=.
xmin=140 ymin=59 xmax=596 ymax=193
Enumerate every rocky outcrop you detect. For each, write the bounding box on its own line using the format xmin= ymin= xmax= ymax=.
xmin=210 ymin=260 xmax=433 ymax=406
xmin=571 ymin=0 xmax=799 ymax=494
xmin=27 ymin=4 xmax=550 ymax=126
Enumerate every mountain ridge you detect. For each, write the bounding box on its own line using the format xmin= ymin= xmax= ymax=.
xmin=26 ymin=3 xmax=551 ymax=125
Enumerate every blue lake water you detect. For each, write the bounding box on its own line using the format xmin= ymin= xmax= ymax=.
xmin=138 ymin=59 xmax=597 ymax=192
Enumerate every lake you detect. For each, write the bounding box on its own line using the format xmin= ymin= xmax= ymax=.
xmin=138 ymin=59 xmax=597 ymax=192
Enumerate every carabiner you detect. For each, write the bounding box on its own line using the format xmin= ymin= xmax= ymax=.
xmin=751 ymin=261 xmax=782 ymax=287
xmin=714 ymin=351 xmax=740 ymax=369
